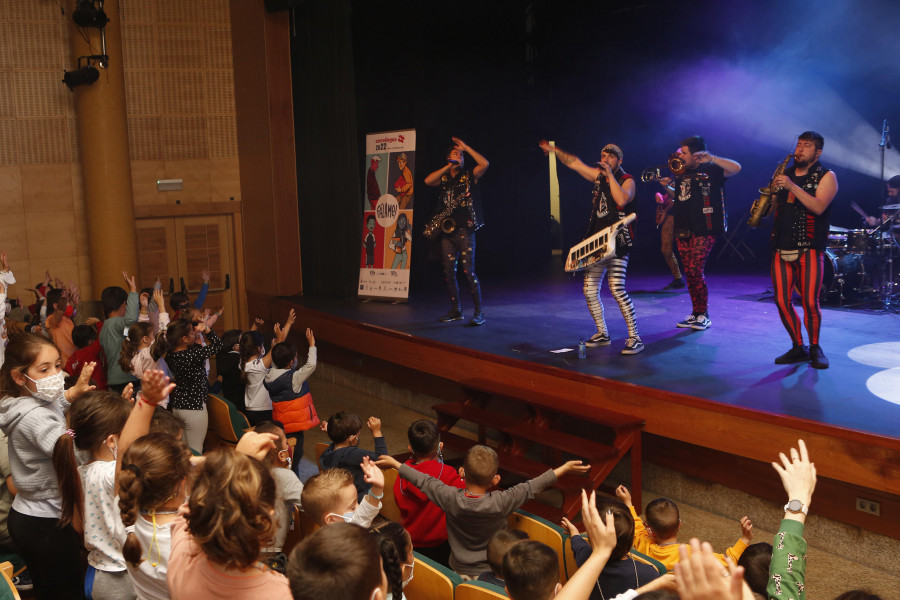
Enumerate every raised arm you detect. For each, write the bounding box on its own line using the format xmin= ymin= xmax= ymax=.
xmin=694 ymin=151 xmax=742 ymax=178
xmin=116 ymin=369 xmax=175 ymax=492
xmin=539 ymin=139 xmax=600 ymax=183
xmin=452 ymin=137 xmax=489 ymax=182
xmin=424 ymin=162 xmax=453 ymax=187
xmin=555 ymin=491 xmax=618 ymax=600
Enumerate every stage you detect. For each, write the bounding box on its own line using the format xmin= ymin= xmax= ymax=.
xmin=247 ymin=265 xmax=900 ymax=534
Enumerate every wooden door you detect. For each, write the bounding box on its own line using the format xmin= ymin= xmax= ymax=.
xmin=135 ymin=215 xmax=237 ymax=333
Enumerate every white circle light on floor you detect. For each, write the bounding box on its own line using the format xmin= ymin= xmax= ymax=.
xmin=847 ymin=342 xmax=900 ymax=405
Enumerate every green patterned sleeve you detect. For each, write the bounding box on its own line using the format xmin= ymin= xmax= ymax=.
xmin=767 ymin=519 xmax=807 ymax=600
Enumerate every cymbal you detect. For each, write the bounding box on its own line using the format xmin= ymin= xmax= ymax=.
xmin=881 ymin=204 xmax=900 ymax=210
xmin=829 ymin=225 xmax=849 ymax=232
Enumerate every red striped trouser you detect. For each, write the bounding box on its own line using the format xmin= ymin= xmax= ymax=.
xmin=771 ymin=248 xmax=823 ymax=346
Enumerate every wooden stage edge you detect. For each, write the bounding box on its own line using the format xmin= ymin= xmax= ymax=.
xmin=249 ymin=292 xmax=900 ymax=537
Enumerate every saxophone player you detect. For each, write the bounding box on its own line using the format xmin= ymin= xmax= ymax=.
xmin=424 ymin=137 xmax=490 ymax=326
xmin=539 ymin=140 xmax=643 ymax=355
xmin=770 ymin=131 xmax=838 ymax=369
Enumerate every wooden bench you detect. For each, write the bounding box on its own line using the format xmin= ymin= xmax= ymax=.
xmin=433 ymin=378 xmax=644 ymax=521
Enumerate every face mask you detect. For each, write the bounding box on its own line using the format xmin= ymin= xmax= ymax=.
xmin=111 ymin=439 xmax=118 ymax=460
xmin=279 ymin=450 xmax=292 ymax=470
xmin=326 ymin=511 xmax=354 ymax=524
xmin=402 ymin=562 xmax=415 ymax=588
xmin=24 ymin=370 xmax=65 ymax=402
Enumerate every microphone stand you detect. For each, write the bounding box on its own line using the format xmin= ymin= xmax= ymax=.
xmin=877 ymin=119 xmax=896 ymax=311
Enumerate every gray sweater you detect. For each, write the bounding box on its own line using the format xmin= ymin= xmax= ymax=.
xmin=398 ymin=463 xmax=557 ymax=576
xmin=0 ymin=391 xmax=71 ymax=511
xmin=100 ymin=291 xmax=139 ymax=386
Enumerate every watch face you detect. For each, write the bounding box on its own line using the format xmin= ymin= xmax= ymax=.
xmin=787 ymin=500 xmax=803 ymax=512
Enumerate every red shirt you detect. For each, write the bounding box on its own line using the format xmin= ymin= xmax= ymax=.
xmin=394 ymin=457 xmax=464 ymax=547
xmin=64 ymin=322 xmax=108 ymax=390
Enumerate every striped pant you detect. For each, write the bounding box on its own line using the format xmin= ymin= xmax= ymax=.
xmin=771 ymin=249 xmax=823 ymax=346
xmin=583 ymin=257 xmax=639 ymax=339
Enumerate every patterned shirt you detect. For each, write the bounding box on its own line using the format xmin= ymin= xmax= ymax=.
xmin=166 ymin=329 xmax=223 ymax=410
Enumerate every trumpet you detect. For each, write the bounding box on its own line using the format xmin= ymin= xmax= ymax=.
xmin=640 ymin=154 xmax=688 ymax=182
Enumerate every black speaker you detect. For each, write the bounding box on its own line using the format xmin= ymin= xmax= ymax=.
xmin=264 ymin=0 xmax=303 ymax=12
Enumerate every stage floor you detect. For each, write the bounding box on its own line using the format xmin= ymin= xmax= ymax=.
xmin=291 ymin=269 xmax=900 ymax=440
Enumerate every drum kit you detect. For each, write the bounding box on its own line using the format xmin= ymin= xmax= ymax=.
xmin=823 ymin=203 xmax=900 ymax=307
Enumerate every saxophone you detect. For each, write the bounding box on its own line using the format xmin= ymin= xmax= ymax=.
xmin=424 ymin=172 xmax=473 ymax=239
xmin=748 ymin=154 xmax=793 ymax=228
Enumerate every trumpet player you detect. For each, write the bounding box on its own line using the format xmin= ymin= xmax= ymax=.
xmin=660 ymin=135 xmax=741 ymax=331
xmin=539 ymin=140 xmax=643 ymax=355
xmin=424 ymin=137 xmax=490 ymax=326
xmin=770 ymin=131 xmax=838 ymax=369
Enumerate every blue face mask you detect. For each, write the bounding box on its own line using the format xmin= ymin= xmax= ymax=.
xmin=327 ymin=511 xmax=354 ymax=524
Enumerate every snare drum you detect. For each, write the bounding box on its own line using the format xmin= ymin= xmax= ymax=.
xmin=826 ymin=232 xmax=847 ymax=251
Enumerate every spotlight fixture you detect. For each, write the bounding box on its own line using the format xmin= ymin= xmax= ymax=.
xmin=72 ymin=0 xmax=109 ymax=29
xmin=62 ymin=55 xmax=107 ymax=90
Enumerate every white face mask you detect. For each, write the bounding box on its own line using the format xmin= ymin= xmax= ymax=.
xmin=326 ymin=511 xmax=355 ymax=524
xmin=279 ymin=450 xmax=292 ymax=470
xmin=24 ymin=370 xmax=65 ymax=403
xmin=402 ymin=562 xmax=415 ymax=588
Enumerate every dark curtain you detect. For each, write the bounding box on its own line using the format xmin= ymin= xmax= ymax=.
xmin=291 ymin=0 xmax=360 ymax=298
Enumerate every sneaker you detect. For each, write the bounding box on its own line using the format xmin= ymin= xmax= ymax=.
xmin=439 ymin=308 xmax=463 ymax=322
xmin=621 ymin=337 xmax=644 ymax=355
xmin=663 ymin=278 xmax=686 ymax=290
xmin=809 ymin=344 xmax=829 ymax=369
xmin=676 ymin=314 xmax=698 ymax=328
xmin=585 ymin=332 xmax=611 ymax=347
xmin=470 ymin=312 xmax=485 ymax=326
xmin=774 ymin=345 xmax=810 ymax=365
xmin=12 ymin=568 xmax=32 ymax=592
xmin=691 ymin=314 xmax=711 ymax=330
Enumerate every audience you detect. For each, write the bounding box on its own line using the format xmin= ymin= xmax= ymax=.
xmin=321 ymin=410 xmax=388 ymax=501
xmin=240 ymin=309 xmax=295 ymax=426
xmin=562 ymin=499 xmax=662 ymax=599
xmin=478 ymin=529 xmax=529 ymax=587
xmin=214 ymin=327 xmax=245 ymax=410
xmin=370 ymin=521 xmax=415 ymax=600
xmin=287 ymin=522 xmax=388 ymax=600
xmin=394 ymin=419 xmax=464 ymax=565
xmin=100 ymin=272 xmax=140 ymax=393
xmin=300 ymin=460 xmax=383 ymax=527
xmin=263 ymin=330 xmax=319 ymax=477
xmin=615 ymin=484 xmax=753 ymax=572
xmin=378 ymin=444 xmax=590 ymax=577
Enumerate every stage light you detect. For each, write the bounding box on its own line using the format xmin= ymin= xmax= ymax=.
xmin=62 ymin=65 xmax=99 ymax=90
xmin=72 ymin=0 xmax=109 ymax=29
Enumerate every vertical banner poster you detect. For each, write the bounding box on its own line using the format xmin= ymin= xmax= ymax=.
xmin=359 ymin=129 xmax=416 ymax=301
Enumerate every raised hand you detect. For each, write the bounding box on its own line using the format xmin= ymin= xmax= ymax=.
xmin=120 ymin=382 xmax=134 ymax=402
xmin=582 ymin=489 xmax=617 ymax=554
xmin=772 ymin=439 xmax=816 ymax=506
xmin=554 ymin=460 xmax=591 ymax=478
xmin=739 ymin=516 xmax=753 ymax=542
xmin=152 ymin=288 xmax=165 ymax=310
xmin=140 ymin=369 xmax=175 ymax=406
xmin=0 ymin=251 xmax=9 ymax=271
xmin=201 ymin=269 xmax=210 ymax=284
xmin=67 ymin=362 xmax=97 ymax=402
xmin=367 ymin=416 xmax=382 ymax=436
xmin=615 ymin=484 xmax=633 ymax=507
xmin=375 ymin=454 xmax=401 ymax=470
xmin=122 ymin=271 xmax=137 ymax=292
xmin=675 ymin=539 xmax=746 ymax=600
xmin=306 ymin=328 xmax=315 ymax=347
xmin=236 ymin=431 xmax=278 ymax=461
xmin=361 ymin=456 xmax=385 ymax=493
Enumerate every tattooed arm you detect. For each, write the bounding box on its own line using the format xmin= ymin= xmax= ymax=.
xmin=539 ymin=139 xmax=601 ymax=183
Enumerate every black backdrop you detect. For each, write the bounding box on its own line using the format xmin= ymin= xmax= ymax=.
xmin=291 ymin=0 xmax=900 ymax=297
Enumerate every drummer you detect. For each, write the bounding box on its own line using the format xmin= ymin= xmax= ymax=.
xmin=865 ymin=175 xmax=900 ymax=227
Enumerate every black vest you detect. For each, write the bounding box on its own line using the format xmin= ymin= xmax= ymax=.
xmin=771 ymin=162 xmax=831 ymax=251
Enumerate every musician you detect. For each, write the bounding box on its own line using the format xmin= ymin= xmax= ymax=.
xmin=864 ymin=174 xmax=900 ymax=228
xmin=539 ymin=140 xmax=643 ymax=355
xmin=424 ymin=137 xmax=489 ymax=326
xmin=770 ymin=131 xmax=838 ymax=369
xmin=660 ymin=135 xmax=741 ymax=331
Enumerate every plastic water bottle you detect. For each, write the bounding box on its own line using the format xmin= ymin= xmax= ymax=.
xmin=577 ymin=339 xmax=586 ymax=359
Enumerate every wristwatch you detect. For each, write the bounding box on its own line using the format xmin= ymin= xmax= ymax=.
xmin=784 ymin=499 xmax=808 ymax=515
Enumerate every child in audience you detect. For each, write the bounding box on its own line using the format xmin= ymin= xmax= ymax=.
xmin=241 ymin=309 xmax=295 ymax=426
xmin=395 ymin=420 xmax=464 ymax=565
xmin=116 ymin=369 xmax=189 ymax=600
xmin=43 ymin=285 xmax=77 ymax=364
xmin=137 ymin=288 xmax=168 ymax=335
xmin=300 ymin=461 xmax=384 ymax=527
xmin=320 ymin=411 xmax=388 ymax=500
xmin=53 ymin=390 xmax=134 ymax=599
xmin=167 ymin=436 xmax=292 ymax=599
xmin=737 ymin=542 xmax=773 ymax=599
xmin=253 ymin=421 xmax=304 ymax=571
xmin=0 ymin=251 xmax=14 ymax=369
xmin=100 ymin=271 xmax=140 ymax=393
xmin=0 ymin=333 xmax=96 ymax=598
xmin=168 ymin=270 xmax=209 ymax=321
xmin=164 ymin=316 xmax=223 ymax=454
xmin=287 ymin=522 xmax=388 ymax=600
xmin=615 ymin=484 xmax=752 ymax=572
xmin=477 ymin=529 xmax=529 ymax=587
xmin=371 ymin=521 xmax=415 ymax=600
xmin=562 ymin=499 xmax=662 ymax=599
xmin=215 ymin=327 xmax=244 ymax=410
xmin=263 ymin=331 xmax=318 ymax=474
xmin=120 ymin=322 xmax=154 ymax=383
xmin=378 ymin=445 xmax=590 ymax=577
xmin=503 ymin=540 xmax=561 ymax=600
xmin=66 ymin=321 xmax=108 ymax=390
xmin=149 ymin=405 xmax=185 ymax=439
